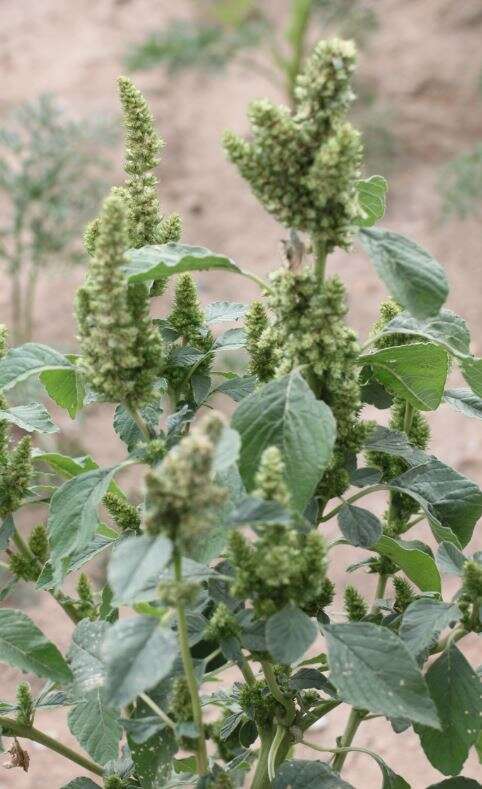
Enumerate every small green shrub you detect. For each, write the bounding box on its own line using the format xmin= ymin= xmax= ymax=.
xmin=0 ymin=40 xmax=480 ymax=789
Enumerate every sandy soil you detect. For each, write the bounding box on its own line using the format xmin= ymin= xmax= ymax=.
xmin=0 ymin=1 xmax=481 ymax=787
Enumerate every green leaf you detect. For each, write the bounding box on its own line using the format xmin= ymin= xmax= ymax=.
xmin=212 ymin=374 xmax=257 ymax=402
xmin=33 ymin=450 xmax=98 ymax=479
xmin=61 ymin=780 xmax=101 ymax=789
xmin=360 ymin=343 xmax=449 ymax=411
xmin=113 ymin=402 xmax=162 ymax=451
xmin=364 ymin=425 xmax=426 ymax=466
xmin=232 ymin=370 xmax=336 ymax=511
xmin=121 ymin=715 xmax=165 ymax=744
xmin=444 ymin=388 xmax=482 ymax=419
xmin=68 ymin=689 xmax=122 ymax=765
xmin=390 ymin=459 xmax=482 ymax=547
xmin=374 ymin=535 xmax=441 ymax=592
xmin=68 ymin=620 xmax=109 ymax=695
xmin=0 ymin=608 xmax=72 ymax=683
xmin=205 ymin=301 xmax=247 ymax=323
xmin=0 ymin=403 xmax=58 ymax=433
xmin=40 ymin=367 xmax=85 ymax=418
xmin=213 ymin=425 xmax=240 ymax=474
xmin=460 ymin=356 xmax=482 ymax=397
xmin=426 ymin=780 xmax=482 ymax=789
xmin=191 ymin=373 xmax=211 ymax=405
xmin=415 ymin=645 xmax=481 ymax=775
xmin=355 ymin=175 xmax=388 ymax=228
xmin=266 ymin=605 xmax=318 ymax=664
xmin=0 ymin=515 xmax=14 ymax=550
xmin=108 ymin=534 xmax=172 ymax=605
xmin=123 ymin=243 xmax=242 ymax=283
xmin=48 ymin=463 xmax=127 ymax=581
xmin=436 ymin=542 xmax=467 ymax=576
xmin=379 ymin=309 xmax=471 ymax=358
xmin=273 ymin=759 xmax=354 ymax=787
xmin=400 ymin=598 xmax=460 ymax=659
xmin=0 ymin=343 xmax=72 ymax=391
xmin=213 ymin=327 xmax=246 ymax=350
xmin=324 ymin=622 xmax=440 ymax=728
xmin=230 ymin=496 xmax=293 ymax=528
xmin=103 ymin=617 xmax=178 ymax=707
xmin=37 ymin=534 xmax=115 ymax=590
xmin=128 ymin=725 xmax=176 ymax=789
xmin=360 ymin=228 xmax=449 ymax=319
xmin=338 ymin=504 xmax=382 ymax=548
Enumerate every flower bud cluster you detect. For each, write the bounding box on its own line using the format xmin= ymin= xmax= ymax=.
xmin=103 ymin=492 xmax=141 ymax=532
xmin=344 ymin=585 xmax=368 ymax=621
xmin=245 ymin=301 xmax=275 ymax=382
xmin=9 ymin=524 xmax=49 ymax=583
xmin=459 ymin=560 xmax=482 ymax=632
xmin=144 ymin=413 xmax=227 ymax=552
xmin=223 ymin=39 xmax=362 ymax=251
xmin=76 ymin=194 xmax=164 ymax=407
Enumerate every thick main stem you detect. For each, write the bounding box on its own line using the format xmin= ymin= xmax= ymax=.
xmin=332 ymin=708 xmax=365 ymax=773
xmin=369 ymin=573 xmax=388 ymax=616
xmin=174 ymin=550 xmax=209 ymax=775
xmin=0 ymin=715 xmax=103 ymax=776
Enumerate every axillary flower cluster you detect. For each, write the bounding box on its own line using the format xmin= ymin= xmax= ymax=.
xmin=226 ymin=39 xmax=369 ymax=509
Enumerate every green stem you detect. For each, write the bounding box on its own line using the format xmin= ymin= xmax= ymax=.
xmin=331 ymin=708 xmax=366 ymax=772
xmin=174 ymin=550 xmax=209 ymax=775
xmin=240 ymin=657 xmax=257 ymax=687
xmin=285 ymin=0 xmax=315 ymax=104
xmin=126 ymin=403 xmax=155 ymax=440
xmin=261 ymin=661 xmax=295 ymax=722
xmin=302 ymin=737 xmax=384 ymax=772
xmin=319 ymin=484 xmax=389 ymax=523
xmin=239 ymin=268 xmax=273 ymax=294
xmin=139 ymin=692 xmax=176 ymax=730
xmin=301 ymin=699 xmax=340 ymax=731
xmin=370 ymin=573 xmax=388 ymax=616
xmin=268 ymin=724 xmax=286 ymax=782
xmin=434 ymin=623 xmax=467 ymax=653
xmin=403 ymin=401 xmax=414 ymax=435
xmin=0 ymin=715 xmax=103 ymax=776
xmin=251 ymin=728 xmax=274 ymax=789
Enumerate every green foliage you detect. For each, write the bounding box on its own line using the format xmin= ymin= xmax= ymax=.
xmin=0 ymin=95 xmax=112 ymax=342
xmin=0 ymin=39 xmax=480 ymax=789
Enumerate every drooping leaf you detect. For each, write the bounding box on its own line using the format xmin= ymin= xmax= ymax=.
xmin=415 ymin=645 xmax=481 ymax=775
xmin=232 ymin=370 xmax=336 ymax=511
xmin=266 ymin=605 xmax=318 ymax=664
xmin=390 ymin=459 xmax=482 ymax=547
xmin=374 ymin=535 xmax=441 ymax=592
xmin=338 ymin=504 xmax=382 ymax=548
xmin=33 ymin=450 xmax=98 ymax=479
xmin=460 ymin=356 xmax=482 ymax=397
xmin=400 ymin=598 xmax=460 ymax=659
xmin=37 ymin=534 xmax=115 ymax=590
xmin=113 ymin=401 xmax=162 ymax=451
xmin=360 ymin=343 xmax=449 ymax=411
xmin=68 ymin=689 xmax=122 ymax=765
xmin=191 ymin=373 xmax=211 ymax=405
xmin=360 ymin=228 xmax=449 ymax=319
xmin=212 ymin=375 xmax=257 ymax=402
xmin=123 ymin=243 xmax=242 ymax=282
xmin=349 ymin=466 xmax=383 ymax=487
xmin=288 ymin=669 xmax=337 ymax=697
xmin=355 ymin=175 xmax=388 ymax=228
xmin=213 ymin=327 xmax=246 ymax=350
xmin=436 ymin=542 xmax=467 ymax=576
xmin=0 ymin=343 xmax=73 ymax=391
xmin=380 ymin=310 xmax=471 ymax=358
xmin=364 ymin=425 xmax=426 ymax=466
xmin=213 ymin=425 xmax=241 ymax=474
xmin=0 ymin=608 xmax=72 ymax=683
xmin=48 ymin=463 xmax=128 ymax=580
xmin=103 ymin=617 xmax=178 ymax=707
xmin=108 ymin=534 xmax=172 ymax=605
xmin=205 ymin=301 xmax=247 ymax=323
xmin=444 ymin=388 xmax=482 ymax=419
xmin=324 ymin=622 xmax=440 ymax=728
xmin=273 ymin=759 xmax=354 ymax=788
xmin=68 ymin=620 xmax=109 ymax=695
xmin=0 ymin=403 xmax=58 ymax=433
xmin=40 ymin=367 xmax=85 ymax=418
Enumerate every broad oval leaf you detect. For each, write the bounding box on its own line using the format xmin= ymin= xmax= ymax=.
xmin=400 ymin=598 xmax=460 ymax=659
xmin=414 ymin=645 xmax=481 ymax=776
xmin=68 ymin=690 xmax=122 ymax=765
xmin=324 ymin=622 xmax=440 ymax=728
xmin=40 ymin=367 xmax=85 ymax=418
xmin=213 ymin=327 xmax=246 ymax=350
xmin=0 ymin=342 xmax=72 ymax=391
xmin=360 ymin=343 xmax=449 ymax=411
xmin=364 ymin=425 xmax=426 ymax=466
xmin=123 ymin=243 xmax=242 ymax=282
xmin=0 ymin=403 xmax=58 ymax=434
xmin=0 ymin=608 xmax=72 ymax=683
xmin=444 ymin=388 xmax=482 ymax=419
xmin=212 ymin=375 xmax=257 ymax=402
xmin=273 ymin=759 xmax=354 ymax=788
xmin=103 ymin=617 xmax=178 ymax=707
xmin=380 ymin=309 xmax=471 ymax=358
xmin=68 ymin=620 xmax=109 ymax=695
xmin=338 ymin=504 xmax=382 ymax=548
xmin=232 ymin=369 xmax=336 ymax=512
xmin=205 ymin=301 xmax=247 ymax=323
xmin=374 ymin=535 xmax=441 ymax=593
xmin=436 ymin=542 xmax=467 ymax=576
xmin=108 ymin=534 xmax=172 ymax=605
xmin=355 ymin=175 xmax=388 ymax=228
xmin=266 ymin=605 xmax=318 ymax=664
xmin=360 ymin=228 xmax=449 ymax=319
xmin=113 ymin=401 xmax=162 ymax=451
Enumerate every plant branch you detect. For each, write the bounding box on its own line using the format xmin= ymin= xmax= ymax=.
xmin=261 ymin=661 xmax=295 ymax=722
xmin=174 ymin=550 xmax=209 ymax=775
xmin=370 ymin=573 xmax=388 ymax=616
xmin=319 ymin=484 xmax=389 ymax=523
xmin=268 ymin=723 xmax=285 ymax=781
xmin=239 ymin=267 xmax=273 ymax=294
xmin=331 ymin=708 xmax=366 ymax=772
xmin=126 ymin=403 xmax=155 ymax=440
xmin=0 ymin=715 xmax=104 ymax=777
xmin=139 ymin=692 xmax=176 ymax=730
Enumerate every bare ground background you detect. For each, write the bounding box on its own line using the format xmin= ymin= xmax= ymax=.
xmin=0 ymin=1 xmax=481 ymax=786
